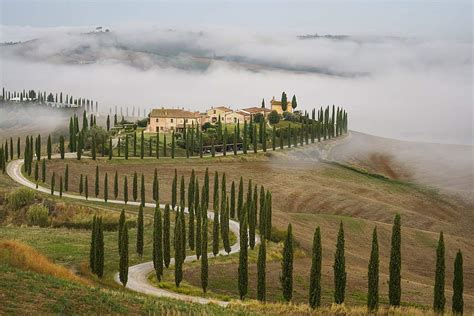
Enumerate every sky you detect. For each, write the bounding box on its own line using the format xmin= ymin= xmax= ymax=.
xmin=0 ymin=0 xmax=472 ymax=145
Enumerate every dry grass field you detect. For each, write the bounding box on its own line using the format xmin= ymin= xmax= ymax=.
xmin=34 ymin=134 xmax=474 ymax=311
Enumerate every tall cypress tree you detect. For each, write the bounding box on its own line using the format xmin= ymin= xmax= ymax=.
xmin=281 ymin=223 xmax=294 ymax=302
xmin=34 ymin=160 xmax=39 ymax=188
xmin=389 ymin=214 xmax=402 ymax=306
xmin=95 ymin=217 xmax=104 ymax=278
xmin=174 ymin=210 xmax=183 ymax=287
xmin=238 ymin=207 xmax=248 ymax=300
xmin=47 ymin=134 xmax=52 ymax=160
xmin=84 ymin=175 xmax=89 ymax=200
xmin=118 ymin=210 xmax=125 ymax=255
xmin=125 ymin=135 xmax=129 ymax=160
xmin=59 ymin=135 xmax=65 ymax=159
xmin=172 ymin=169 xmax=177 ymax=210
xmin=51 ymin=172 xmax=55 ymax=195
xmin=140 ymin=130 xmax=144 ymax=159
xmin=114 ymin=171 xmax=119 ymax=199
xmin=136 ymin=205 xmax=144 ymax=258
xmin=163 ymin=204 xmax=171 ymax=268
xmin=230 ymin=181 xmax=236 ymax=219
xmin=221 ymin=198 xmax=231 ymax=253
xmin=94 ymin=165 xmax=99 ymax=197
xmin=91 ymin=135 xmax=96 ymax=160
xmin=433 ymin=232 xmax=446 ymax=313
xmin=257 ymin=238 xmax=266 ymax=302
xmin=153 ymin=207 xmax=163 ymax=281
xmin=367 ymin=227 xmax=379 ymax=311
xmin=188 ymin=170 xmax=195 ymax=250
xmin=248 ymin=200 xmax=256 ymax=249
xmin=123 ymin=176 xmax=128 ymax=204
xmin=237 ymin=177 xmax=244 ymax=220
xmin=119 ymin=222 xmax=129 ymax=286
xmin=333 ymin=221 xmax=346 ymax=304
xmin=452 ymin=250 xmax=463 ymax=315
xmin=201 ymin=212 xmax=209 ymax=292
xmin=89 ymin=215 xmax=97 ymax=273
xmin=259 ymin=185 xmax=265 ymax=234
xmin=108 ymin=137 xmax=113 ymax=160
xmin=153 ymin=168 xmax=159 ymax=203
xmin=102 ymin=172 xmax=108 ymax=202
xmin=133 ymin=132 xmax=137 ymax=157
xmin=132 ymin=172 xmax=138 ymax=201
xmin=195 ymin=179 xmax=202 ymax=259
xmin=140 ymin=173 xmax=146 ymax=206
xmin=171 ymin=131 xmax=175 ymax=159
xmin=309 ymin=226 xmax=322 ymax=309
xmin=42 ymin=159 xmax=46 ymax=182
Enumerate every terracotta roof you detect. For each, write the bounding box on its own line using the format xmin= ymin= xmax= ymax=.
xmin=241 ymin=107 xmax=271 ymax=114
xmin=235 ymin=110 xmax=250 ymax=116
xmin=150 ymin=108 xmax=199 ymax=119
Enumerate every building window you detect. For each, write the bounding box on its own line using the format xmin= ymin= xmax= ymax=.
xmin=155 ymin=118 xmax=159 ymax=122
xmin=171 ymin=119 xmax=174 ymax=123
xmin=156 ymin=127 xmax=159 ymax=132
xmin=213 ymin=110 xmax=216 ymax=114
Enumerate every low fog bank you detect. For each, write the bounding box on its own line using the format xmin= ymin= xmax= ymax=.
xmin=0 ymin=104 xmax=72 ymax=140
xmin=0 ymin=26 xmax=472 ymax=145
xmin=329 ymin=131 xmax=474 ymax=199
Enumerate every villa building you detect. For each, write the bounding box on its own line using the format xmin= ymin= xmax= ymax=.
xmin=148 ymin=108 xmax=200 ymax=133
xmin=206 ymin=106 xmax=232 ymax=123
xmin=270 ymin=96 xmax=292 ymax=114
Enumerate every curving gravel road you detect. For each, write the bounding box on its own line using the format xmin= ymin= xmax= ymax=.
xmin=6 ymin=154 xmax=253 ymax=307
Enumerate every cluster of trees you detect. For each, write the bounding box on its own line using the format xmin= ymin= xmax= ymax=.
xmin=1 ymin=87 xmax=99 ymax=112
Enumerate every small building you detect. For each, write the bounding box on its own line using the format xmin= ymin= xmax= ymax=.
xmin=207 ymin=106 xmax=232 ymax=124
xmin=270 ymin=96 xmax=293 ymax=114
xmin=148 ymin=108 xmax=200 ymax=133
xmin=241 ymin=107 xmax=272 ymax=120
xmin=224 ymin=110 xmax=247 ymax=124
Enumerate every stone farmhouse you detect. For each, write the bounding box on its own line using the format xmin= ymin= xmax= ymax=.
xmin=147 ymin=97 xmax=291 ymax=133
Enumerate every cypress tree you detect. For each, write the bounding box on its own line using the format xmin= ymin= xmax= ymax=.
xmin=243 ymin=120 xmax=248 ymax=154
xmin=118 ymin=210 xmax=125 ymax=255
xmin=93 ymin=165 xmax=99 ymax=197
xmin=114 ymin=171 xmax=118 ymax=199
xmin=47 ymin=134 xmax=52 ymax=160
xmin=174 ymin=210 xmax=183 ymax=287
xmin=172 ymin=169 xmax=177 ymax=210
xmin=201 ymin=212 xmax=209 ymax=292
xmin=64 ymin=164 xmax=69 ymax=191
xmin=119 ymin=222 xmax=129 ymax=286
xmin=237 ymin=177 xmax=244 ymax=220
xmin=281 ymin=92 xmax=288 ymax=111
xmin=230 ymin=181 xmax=236 ymax=219
xmin=257 ymin=238 xmax=267 ymax=302
xmin=59 ymin=135 xmax=65 ymax=159
xmin=452 ymin=250 xmax=463 ymax=315
xmin=125 ymin=135 xmax=129 ymax=160
xmin=123 ymin=176 xmax=128 ymax=204
xmin=91 ymin=135 xmax=96 ymax=160
xmin=132 ymin=172 xmax=138 ymax=201
xmin=153 ymin=168 xmax=159 ymax=203
xmin=171 ymin=131 xmax=175 ymax=158
xmin=222 ymin=198 xmax=231 ymax=253
xmin=85 ymin=175 xmax=89 ymax=200
xmin=253 ymin=125 xmax=257 ymax=153
xmin=309 ymin=226 xmax=322 ymax=309
xmin=156 ymin=133 xmax=160 ymax=159
xmin=79 ymin=174 xmax=84 ymax=195
xmin=333 ymin=221 xmax=346 ymax=304
xmin=51 ymin=172 xmax=55 ymax=195
xmin=42 ymin=159 xmax=46 ymax=182
xmin=103 ymin=173 xmax=108 ymax=202
xmin=180 ymin=175 xmax=185 ymax=206
xmin=265 ymin=191 xmax=272 ymax=240
xmin=367 ymin=227 xmax=379 ymax=311
xmin=259 ymin=185 xmax=265 ymax=234
xmin=133 ymin=132 xmax=137 ymax=157
xmin=195 ymin=179 xmax=202 ymax=259
xmin=238 ymin=207 xmax=248 ymax=300
xmin=433 ymin=232 xmax=445 ymax=313
xmin=106 ymin=114 xmax=110 ymax=131
xmin=59 ymin=176 xmax=63 ymax=197
xmin=95 ymin=217 xmax=104 ymax=278
xmin=281 ymin=223 xmax=294 ymax=302
xmin=140 ymin=173 xmax=145 ymax=206
xmin=34 ymin=160 xmax=39 ymax=188
xmin=108 ymin=137 xmax=113 ymax=160
xmin=140 ymin=130 xmax=144 ymax=159
xmin=137 ymin=205 xmax=144 ymax=258
xmin=188 ymin=170 xmax=195 ymax=250
xmin=163 ymin=204 xmax=171 ymax=268
xmin=17 ymin=137 xmax=20 ymax=159
xmin=163 ymin=134 xmax=167 ymax=157
xmin=272 ymin=125 xmax=276 ymax=151
xmin=89 ymin=215 xmax=97 ymax=273
xmin=153 ymin=207 xmax=163 ymax=281
xmin=212 ymin=200 xmax=220 ymax=256
xmin=248 ymin=200 xmax=256 ymax=249
xmin=389 ymin=214 xmax=402 ymax=306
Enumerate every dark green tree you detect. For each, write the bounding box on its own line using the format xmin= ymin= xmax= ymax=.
xmin=123 ymin=176 xmax=128 ymax=204
xmin=84 ymin=175 xmax=89 ymax=199
xmin=309 ymin=227 xmax=322 ymax=309
xmin=89 ymin=215 xmax=97 ymax=273
xmin=367 ymin=227 xmax=379 ymax=311
xmin=153 ymin=207 xmax=163 ymax=281
xmin=132 ymin=172 xmax=138 ymax=201
xmin=291 ymin=94 xmax=297 ymax=110
xmin=237 ymin=177 xmax=244 ymax=220
xmin=230 ymin=181 xmax=236 ymax=219
xmin=94 ymin=165 xmax=99 ymax=197
xmin=140 ymin=130 xmax=144 ymax=159
xmin=64 ymin=164 xmax=69 ymax=191
xmin=174 ymin=210 xmax=183 ymax=287
xmin=171 ymin=131 xmax=175 ymax=159
xmin=333 ymin=221 xmax=346 ymax=304
xmin=95 ymin=217 xmax=104 ymax=278
xmin=118 ymin=210 xmax=125 ymax=255
xmin=238 ymin=207 xmax=248 ymax=300
xmin=389 ymin=214 xmax=402 ymax=306
xmin=140 ymin=173 xmax=146 ymax=207
xmin=103 ymin=172 xmax=108 ymax=202
xmin=42 ymin=159 xmax=46 ymax=182
xmin=59 ymin=135 xmax=65 ymax=159
xmin=172 ymin=169 xmax=177 ymax=209
xmin=281 ymin=92 xmax=288 ymax=111
xmin=433 ymin=232 xmax=446 ymax=313
xmin=114 ymin=170 xmax=119 ymax=199
xmin=452 ymin=250 xmax=463 ymax=315
xmin=47 ymin=135 xmax=52 ymax=160
xmin=163 ymin=204 xmax=171 ymax=268
xmin=281 ymin=223 xmax=294 ymax=302
xmin=119 ymin=222 xmax=129 ymax=286
xmin=201 ymin=212 xmax=209 ymax=292
xmin=51 ymin=172 xmax=55 ymax=195
xmin=136 ymin=205 xmax=144 ymax=258
xmin=257 ymin=238 xmax=266 ymax=302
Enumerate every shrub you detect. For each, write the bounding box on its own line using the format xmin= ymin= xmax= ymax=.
xmin=26 ymin=204 xmax=49 ymax=227
xmin=6 ymin=187 xmax=35 ymax=211
xmin=268 ymin=110 xmax=281 ymax=125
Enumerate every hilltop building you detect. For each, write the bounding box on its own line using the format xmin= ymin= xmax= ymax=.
xmin=148 ymin=108 xmax=200 ymax=133
xmin=270 ymin=96 xmax=292 ymax=114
